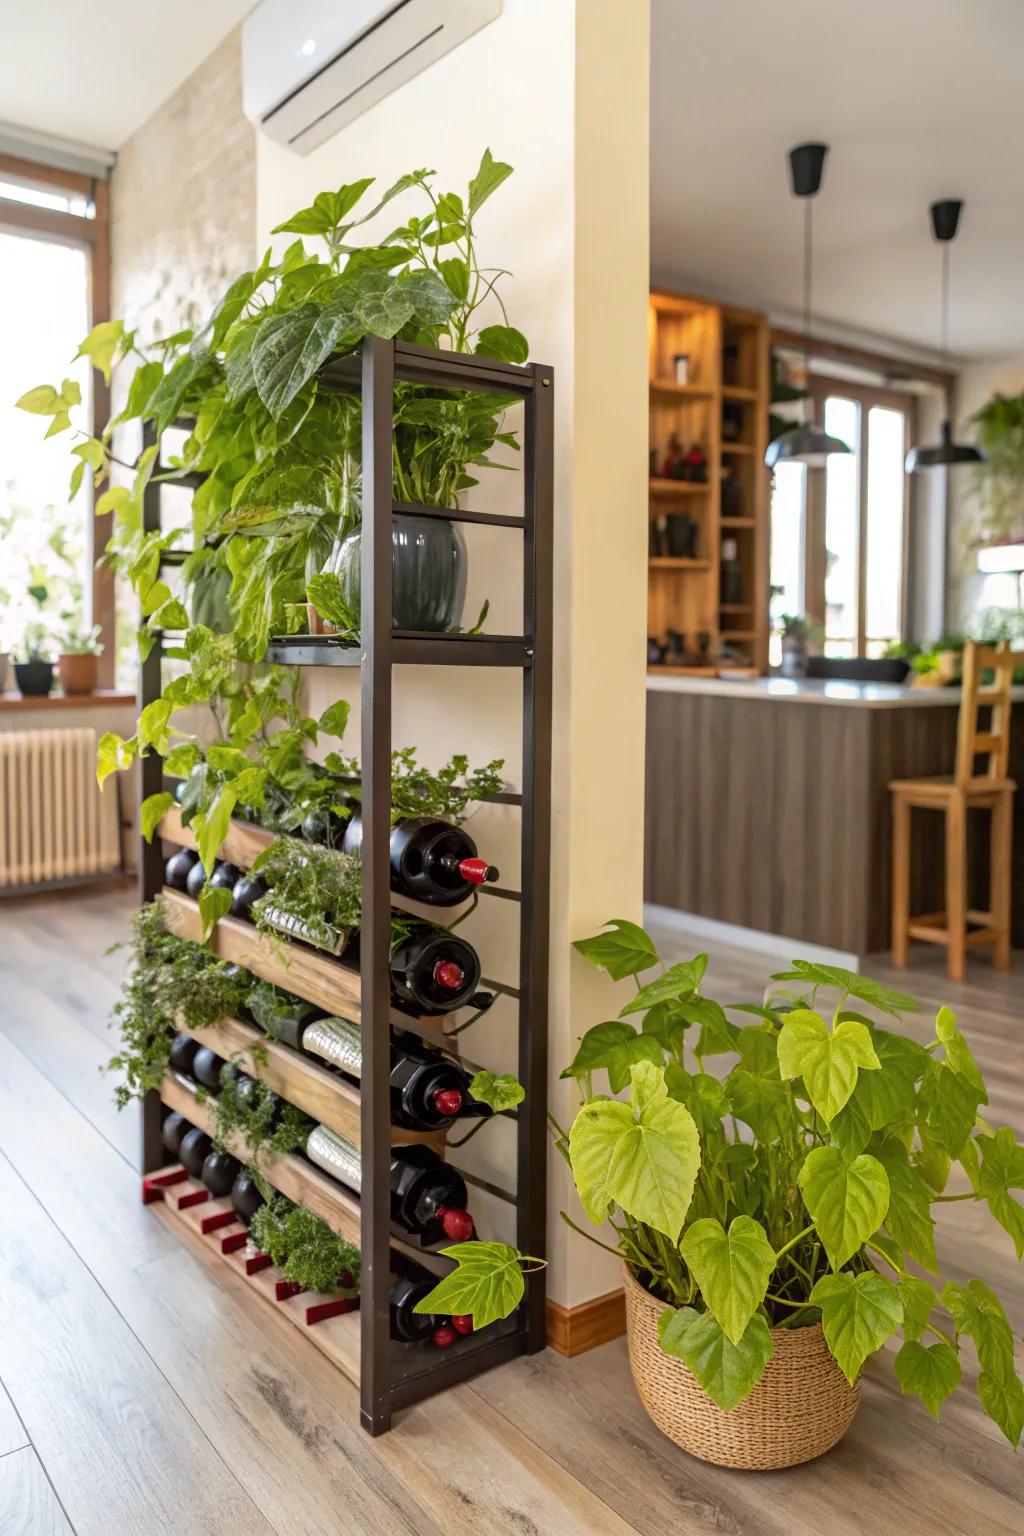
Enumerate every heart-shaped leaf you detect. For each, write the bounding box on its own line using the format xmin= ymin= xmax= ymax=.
xmin=572 ymin=920 xmax=658 ymax=980
xmin=978 ymin=1127 xmax=1024 ymax=1259
xmin=894 ymin=1339 xmax=961 ymax=1419
xmin=680 ymin=1216 xmax=776 ymax=1344
xmin=874 ymin=1139 xmax=937 ymax=1272
xmin=777 ymin=1009 xmax=880 ymax=1122
xmin=898 ymin=1275 xmax=937 ymax=1342
xmin=619 ymin=957 xmax=708 ymax=1016
xmin=561 ymin=1020 xmax=664 ymax=1094
xmin=469 ymin=1071 xmax=525 ymax=1113
xmin=412 ymin=1241 xmax=533 ymax=1330
xmin=810 ymin=1271 xmax=903 ymax=1384
xmin=798 ymin=1147 xmax=889 ymax=1270
xmin=658 ymin=1306 xmax=773 ymax=1412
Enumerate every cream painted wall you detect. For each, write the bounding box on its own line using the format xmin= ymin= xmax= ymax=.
xmin=949 ymin=354 xmax=1024 ymax=627
xmin=256 ymin=0 xmax=650 ymax=1306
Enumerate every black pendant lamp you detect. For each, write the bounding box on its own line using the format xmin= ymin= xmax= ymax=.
xmin=905 ymin=200 xmax=983 ymax=472
xmin=765 ymin=142 xmax=851 ymax=469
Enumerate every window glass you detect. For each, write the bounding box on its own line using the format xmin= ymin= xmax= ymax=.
xmin=823 ymin=396 xmax=860 ymax=658
xmin=769 ymin=460 xmax=806 ymax=667
xmin=865 ymin=406 xmax=905 ymax=656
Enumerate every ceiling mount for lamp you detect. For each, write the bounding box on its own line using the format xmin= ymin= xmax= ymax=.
xmin=905 ymin=198 xmax=984 ymax=472
xmin=765 ymin=142 xmax=852 ymax=469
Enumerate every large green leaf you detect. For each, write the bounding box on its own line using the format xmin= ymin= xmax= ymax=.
xmin=96 ymin=731 xmax=137 ymax=789
xmin=777 ymin=1009 xmax=880 ymax=1122
xmin=468 ymin=1071 xmax=525 ymax=1113
xmin=977 ymin=1127 xmax=1024 ymax=1259
xmin=874 ymin=1139 xmax=937 ymax=1272
xmin=898 ymin=1275 xmax=937 ymax=1342
xmin=476 ymin=325 xmax=529 ymax=363
xmin=140 ymin=791 xmax=175 ymax=844
xmin=798 ymin=1147 xmax=890 ymax=1270
xmin=251 ymin=304 xmax=353 ymax=418
xmin=725 ymin=1067 xmax=792 ymax=1142
xmin=770 ymin=961 xmax=919 ymax=1017
xmin=935 ymin=1006 xmax=986 ymax=1096
xmin=412 ymin=1241 xmax=529 ymax=1330
xmin=561 ymin=1020 xmax=664 ymax=1094
xmin=572 ymin=920 xmax=658 ymax=981
xmin=810 ymin=1271 xmax=903 ymax=1384
xmin=468 ymin=148 xmax=514 ymax=216
xmin=664 ymin=1067 xmax=729 ymax=1138
xmin=977 ymin=1372 xmax=1024 ymax=1450
xmin=569 ymin=1062 xmax=700 ymax=1238
xmin=618 ymin=956 xmax=707 ymax=1014
xmin=657 ymin=1306 xmax=773 ymax=1413
xmin=198 ymin=884 xmax=232 ymax=939
xmin=943 ymin=1277 xmax=1024 ymax=1445
xmin=192 ymin=785 xmax=237 ymax=882
xmin=831 ymin=1029 xmax=928 ymax=1156
xmin=271 ymin=178 xmax=376 ymax=236
xmin=679 ymin=1216 xmax=776 ymax=1344
xmin=894 ymin=1339 xmax=961 ymax=1419
xmin=393 ymin=268 xmax=459 ymax=328
xmin=918 ymin=1060 xmax=983 ymax=1157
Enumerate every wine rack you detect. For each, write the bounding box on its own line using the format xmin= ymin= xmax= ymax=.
xmin=137 ymin=336 xmax=553 ymax=1434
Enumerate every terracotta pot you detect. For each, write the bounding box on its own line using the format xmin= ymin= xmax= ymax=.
xmin=58 ymin=652 xmax=99 ymax=695
xmin=623 ymin=1265 xmax=860 ymax=1470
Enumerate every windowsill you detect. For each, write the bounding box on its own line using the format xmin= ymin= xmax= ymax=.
xmin=0 ymin=690 xmax=135 ymax=710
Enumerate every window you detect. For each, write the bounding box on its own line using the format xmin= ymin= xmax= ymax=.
xmin=770 ymin=374 xmax=912 ymax=659
xmin=0 ymin=156 xmax=110 ymax=679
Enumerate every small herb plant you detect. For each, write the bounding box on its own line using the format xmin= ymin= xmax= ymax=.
xmin=201 ymin=1069 xmax=312 ymax=1165
xmin=107 ymin=901 xmax=251 ymax=1106
xmin=251 ymin=836 xmax=364 ymax=951
xmin=250 ymin=1191 xmax=361 ymax=1295
xmin=417 ymin=921 xmax=1024 ymax=1446
xmin=326 ymin=747 xmax=505 ymax=824
xmin=60 ymin=622 xmax=104 ymax=655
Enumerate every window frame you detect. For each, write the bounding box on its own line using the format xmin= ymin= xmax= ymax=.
xmin=0 ymin=153 xmax=112 ymax=685
xmin=805 ymin=374 xmax=916 ymax=657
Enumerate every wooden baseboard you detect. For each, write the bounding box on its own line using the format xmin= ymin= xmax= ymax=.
xmin=546 ymin=1287 xmax=625 ymax=1357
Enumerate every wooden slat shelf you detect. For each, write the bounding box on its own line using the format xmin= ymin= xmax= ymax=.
xmin=720 ymin=441 xmax=754 ymax=455
xmin=176 ymin=1014 xmax=444 ymax=1155
xmin=648 ymin=378 xmax=714 ymax=399
xmin=161 ymin=888 xmax=362 ymax=1020
xmin=648 ymin=477 xmax=710 ymax=497
xmin=721 ymin=515 xmax=756 ymax=529
xmin=649 ymin=557 xmax=711 ymax=572
xmin=158 ymin=804 xmax=272 ymax=867
xmin=160 ymin=1072 xmax=363 ymax=1247
xmin=150 ymin=1167 xmax=361 ymax=1386
xmin=722 ymin=385 xmax=758 ymax=402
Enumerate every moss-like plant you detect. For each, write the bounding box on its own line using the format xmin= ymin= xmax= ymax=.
xmin=201 ymin=1067 xmax=312 ymax=1165
xmin=251 ymin=836 xmax=363 ymax=951
xmin=250 ymin=1191 xmax=361 ymax=1294
xmin=107 ymin=901 xmax=251 ymax=1107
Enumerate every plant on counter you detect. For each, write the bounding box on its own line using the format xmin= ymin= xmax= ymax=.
xmin=416 ymin=921 xmax=1024 ymax=1461
xmin=107 ymin=901 xmax=251 ymax=1107
xmin=966 ymin=389 xmax=1024 ymax=547
xmin=250 ymin=1190 xmax=361 ymax=1295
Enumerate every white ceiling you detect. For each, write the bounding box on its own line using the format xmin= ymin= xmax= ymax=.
xmin=651 ymin=0 xmax=1024 ymax=361
xmin=0 ymin=1 xmax=253 ymax=151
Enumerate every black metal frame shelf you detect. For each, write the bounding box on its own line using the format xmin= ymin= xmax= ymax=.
xmin=137 ymin=335 xmax=553 ymax=1437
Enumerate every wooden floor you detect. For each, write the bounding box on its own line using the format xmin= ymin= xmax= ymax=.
xmin=0 ymin=887 xmax=1021 ymax=1536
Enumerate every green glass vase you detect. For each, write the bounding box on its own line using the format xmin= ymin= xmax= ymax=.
xmin=334 ymin=514 xmax=467 ymax=632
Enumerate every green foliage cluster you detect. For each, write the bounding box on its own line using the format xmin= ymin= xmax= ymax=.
xmin=107 ymin=901 xmax=251 ymax=1107
xmin=968 ymin=390 xmax=1024 ymax=545
xmin=250 ymin=1191 xmax=361 ymax=1295
xmin=250 ymin=835 xmax=364 ymax=951
xmin=325 ymin=746 xmax=505 ymax=824
xmin=202 ymin=1069 xmax=312 ymax=1165
xmin=419 ymin=922 xmax=1024 ymax=1446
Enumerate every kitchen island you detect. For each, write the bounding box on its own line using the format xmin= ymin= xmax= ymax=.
xmin=644 ymin=673 xmax=1024 ymax=956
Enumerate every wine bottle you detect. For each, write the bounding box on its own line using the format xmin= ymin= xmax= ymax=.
xmin=298 ymin=1017 xmax=488 ymax=1132
xmin=383 ymin=920 xmax=482 ymax=1015
xmin=165 ymin=847 xmax=200 ymax=890
xmin=202 ymin=1149 xmax=241 ymax=1198
xmin=230 ymin=1169 xmax=265 ymax=1225
xmin=305 ymin=1124 xmax=473 ymax=1243
xmin=185 ymin=858 xmax=241 ymax=900
xmin=162 ymin=1110 xmax=190 ymax=1157
xmin=179 ymin=1126 xmax=213 ymax=1179
xmin=342 ymin=814 xmax=499 ymax=907
xmin=230 ymin=872 xmax=267 ymax=918
xmin=168 ymin=1032 xmax=200 ymax=1078
xmin=191 ymin=1046 xmax=227 ymax=1092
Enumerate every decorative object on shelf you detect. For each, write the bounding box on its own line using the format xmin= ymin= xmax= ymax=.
xmin=57 ymin=622 xmax=103 ymax=696
xmin=333 ymin=512 xmax=469 ymax=634
xmin=765 ymin=144 xmax=851 ymax=469
xmin=683 ymin=444 xmax=708 ymax=483
xmin=665 ymin=513 xmax=697 ymax=559
xmin=673 ymin=352 xmax=690 ymax=384
xmin=720 ymin=466 xmax=741 ymax=519
xmin=649 ymin=516 xmax=668 ymax=558
xmin=12 ymin=584 xmax=55 ymax=697
xmin=660 ymin=432 xmax=685 ymax=480
xmin=416 ymin=921 xmax=1024 ymax=1466
xmin=720 ymin=537 xmax=743 ymax=606
xmin=647 ymin=636 xmax=667 ymax=666
xmin=906 ymin=201 xmax=984 ymax=472
xmin=778 ymin=613 xmax=810 ymax=677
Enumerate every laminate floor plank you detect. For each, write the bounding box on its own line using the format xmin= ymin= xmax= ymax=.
xmin=0 ymin=1447 xmax=75 ymax=1536
xmin=0 ymin=1379 xmax=29 ymax=1458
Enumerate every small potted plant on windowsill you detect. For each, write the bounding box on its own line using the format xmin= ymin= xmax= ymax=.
xmin=58 ymin=622 xmax=104 ymax=696
xmin=13 ymin=586 xmax=55 ymax=697
xmin=414 ymin=921 xmax=1024 ymax=1470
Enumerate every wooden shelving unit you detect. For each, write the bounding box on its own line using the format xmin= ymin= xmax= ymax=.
xmin=647 ymin=290 xmax=771 ymax=674
xmin=138 ymin=337 xmax=554 ymax=1435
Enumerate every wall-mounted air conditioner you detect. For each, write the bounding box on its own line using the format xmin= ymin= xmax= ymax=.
xmin=242 ymin=0 xmax=503 ymax=156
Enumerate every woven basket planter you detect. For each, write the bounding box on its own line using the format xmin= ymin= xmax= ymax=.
xmin=623 ymin=1265 xmax=860 ymax=1470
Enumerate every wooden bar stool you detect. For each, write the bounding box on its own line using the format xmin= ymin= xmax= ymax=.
xmin=890 ymin=640 xmax=1016 ymax=982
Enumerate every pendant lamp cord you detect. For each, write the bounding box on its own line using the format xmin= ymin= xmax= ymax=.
xmin=941 ymin=238 xmax=950 ymax=357
xmin=803 ymin=196 xmax=813 ymax=421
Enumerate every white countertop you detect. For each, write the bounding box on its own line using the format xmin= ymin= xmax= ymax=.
xmin=646 ymin=674 xmax=1024 ymax=708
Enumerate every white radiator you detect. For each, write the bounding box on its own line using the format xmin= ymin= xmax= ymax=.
xmin=0 ymin=728 xmax=122 ymax=889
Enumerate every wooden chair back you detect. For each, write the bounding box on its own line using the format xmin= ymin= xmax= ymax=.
xmin=955 ymin=640 xmax=1016 ymax=786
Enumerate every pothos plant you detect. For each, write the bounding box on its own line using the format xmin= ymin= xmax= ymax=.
xmin=416 ymin=920 xmax=1024 ymax=1447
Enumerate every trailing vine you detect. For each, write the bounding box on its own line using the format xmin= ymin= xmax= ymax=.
xmin=250 ymin=1191 xmax=361 ymax=1295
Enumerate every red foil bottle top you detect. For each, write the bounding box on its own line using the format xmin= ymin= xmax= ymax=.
xmin=432 ymin=1324 xmax=457 ymax=1348
xmin=458 ymin=857 xmax=499 ymax=885
xmin=437 ymin=1206 xmax=474 ymax=1241
xmin=431 ymin=1087 xmax=464 ymax=1118
xmin=433 ymin=958 xmax=465 ymax=992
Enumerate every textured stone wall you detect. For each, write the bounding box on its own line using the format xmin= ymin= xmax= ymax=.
xmin=111 ymin=27 xmax=255 ymax=341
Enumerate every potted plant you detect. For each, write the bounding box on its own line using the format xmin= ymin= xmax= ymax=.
xmin=778 ymin=613 xmax=810 ymax=677
xmin=13 ymin=584 xmax=55 ymax=696
xmin=966 ymin=390 xmax=1024 ymax=548
xmin=58 ymin=622 xmax=103 ymax=695
xmin=416 ymin=921 xmax=1024 ymax=1469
